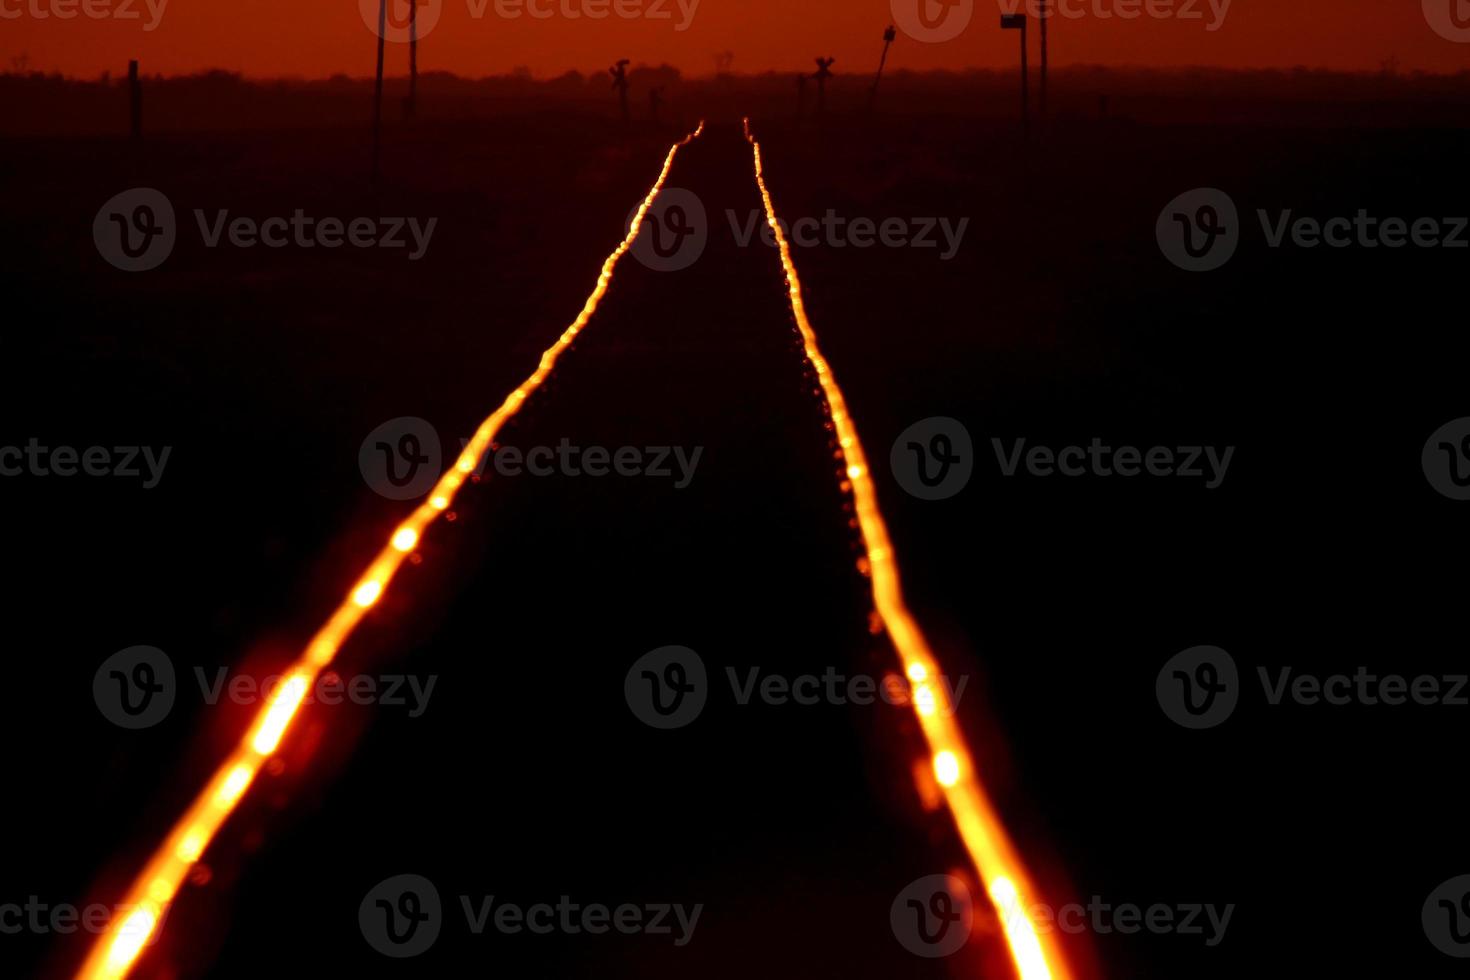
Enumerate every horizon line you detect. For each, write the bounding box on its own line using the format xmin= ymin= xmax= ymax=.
xmin=9 ymin=63 xmax=1470 ymax=84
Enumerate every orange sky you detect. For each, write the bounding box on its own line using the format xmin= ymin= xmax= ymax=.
xmin=4 ymin=0 xmax=1468 ymax=77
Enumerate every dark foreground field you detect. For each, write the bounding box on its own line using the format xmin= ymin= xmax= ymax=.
xmin=2 ymin=81 xmax=1468 ymax=980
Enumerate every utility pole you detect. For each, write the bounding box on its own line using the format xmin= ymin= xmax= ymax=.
xmin=127 ymin=59 xmax=142 ymax=139
xmin=372 ymin=0 xmax=387 ymax=182
xmin=406 ymin=0 xmax=418 ymax=119
xmin=611 ymin=59 xmax=630 ymax=124
xmin=814 ymin=57 xmax=835 ymax=118
xmin=1039 ymin=0 xmax=1048 ymax=120
xmin=869 ymin=25 xmax=896 ymax=113
xmin=1000 ymin=13 xmax=1028 ymax=139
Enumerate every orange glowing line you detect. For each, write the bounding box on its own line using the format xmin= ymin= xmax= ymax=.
xmin=742 ymin=118 xmax=1071 ymax=980
xmin=76 ymin=121 xmax=705 ymax=980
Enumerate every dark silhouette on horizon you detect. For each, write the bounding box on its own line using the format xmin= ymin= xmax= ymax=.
xmin=127 ymin=59 xmax=141 ymax=138
xmin=814 ymin=57 xmax=835 ymax=118
xmin=371 ymin=0 xmax=387 ymax=181
xmin=1000 ymin=12 xmax=1028 ymax=137
xmin=6 ymin=66 xmax=1470 ymax=140
xmin=1039 ymin=0 xmax=1049 ymax=120
xmin=405 ymin=0 xmax=420 ymax=119
xmin=869 ymin=26 xmax=896 ymax=113
xmin=610 ymin=59 xmax=630 ymax=123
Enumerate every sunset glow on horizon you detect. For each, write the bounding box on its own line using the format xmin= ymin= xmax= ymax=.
xmin=5 ymin=0 xmax=1467 ymax=80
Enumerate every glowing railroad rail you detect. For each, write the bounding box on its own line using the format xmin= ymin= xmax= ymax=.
xmin=77 ymin=121 xmax=705 ymax=980
xmin=741 ymin=118 xmax=1071 ymax=980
